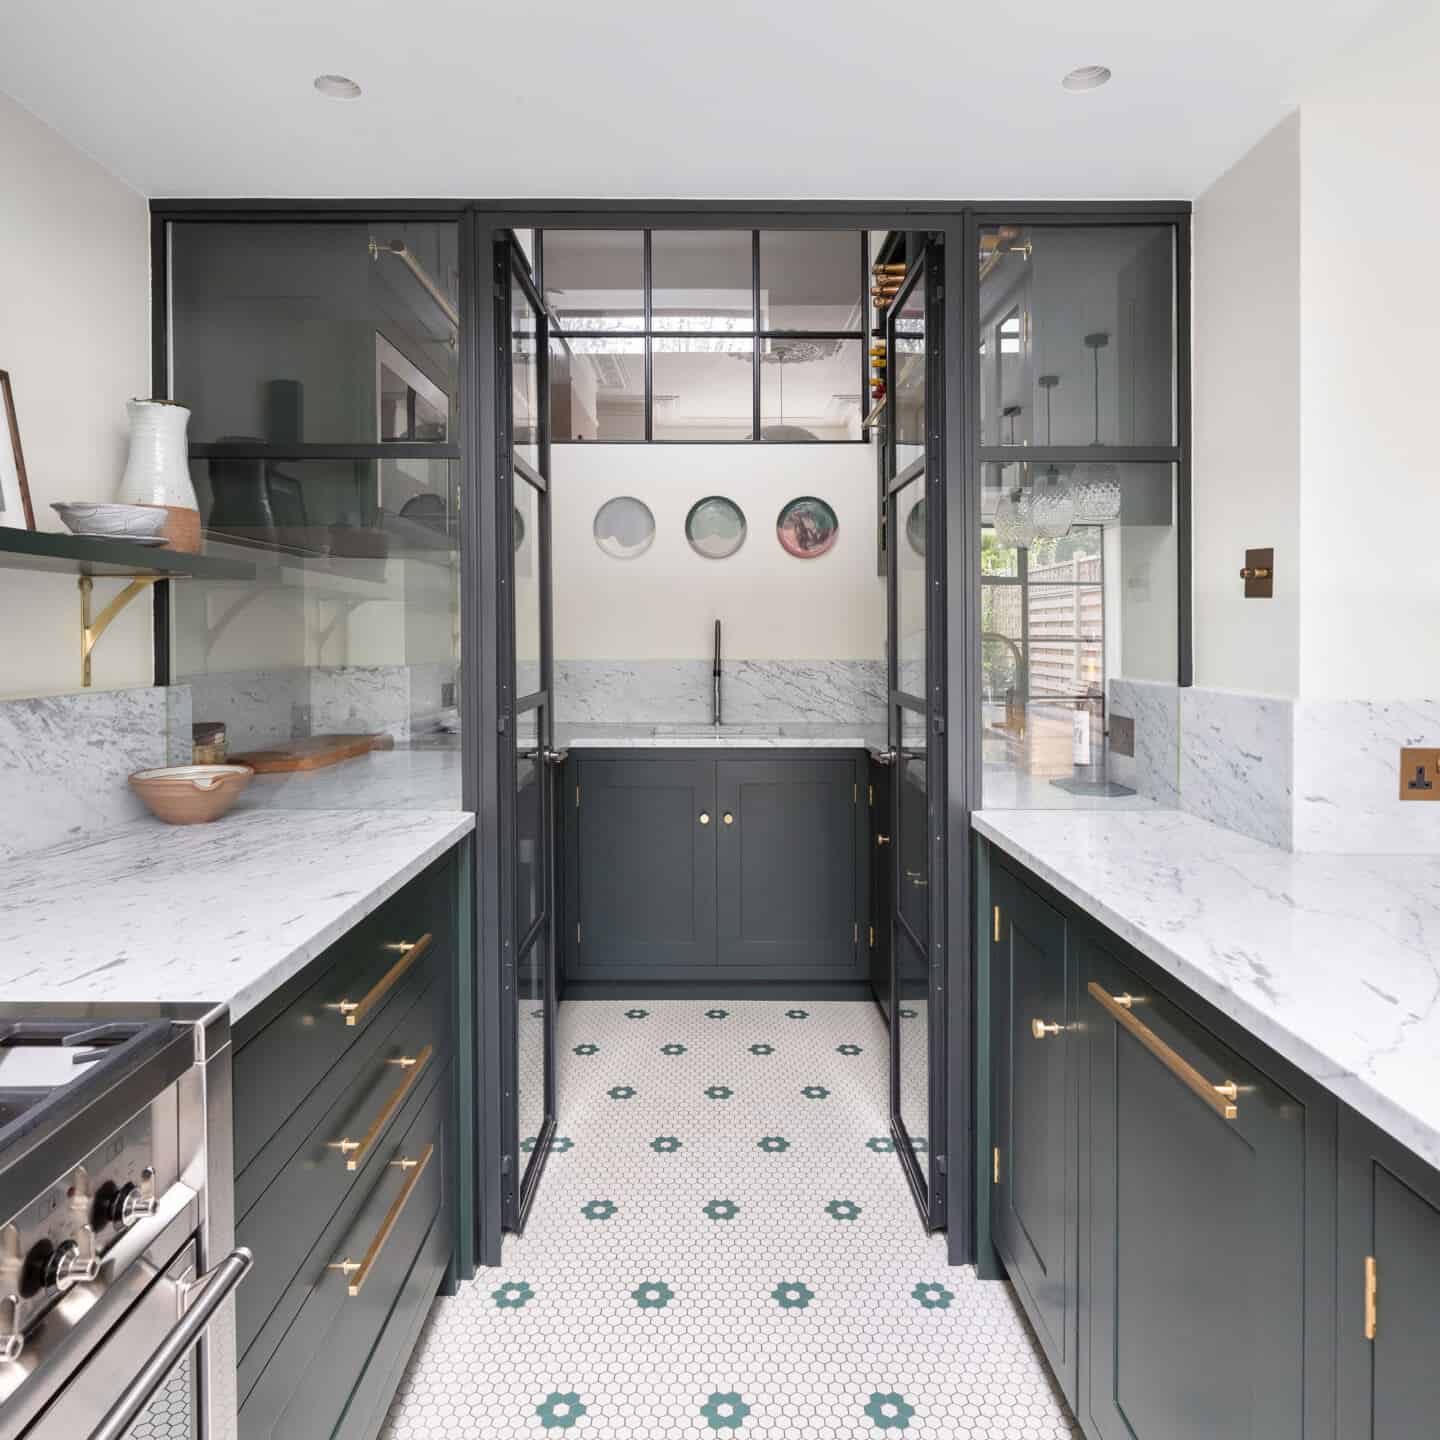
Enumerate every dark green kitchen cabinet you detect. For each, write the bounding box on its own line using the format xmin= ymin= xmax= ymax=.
xmin=568 ymin=749 xmax=866 ymax=986
xmin=1081 ymin=934 xmax=1321 ymax=1440
xmin=1338 ymin=1110 xmax=1440 ymax=1439
xmin=990 ymin=867 xmax=1078 ymax=1406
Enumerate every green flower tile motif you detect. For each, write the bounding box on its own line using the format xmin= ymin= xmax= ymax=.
xmin=520 ymin=1136 xmax=539 ymax=1153
xmin=911 ymin=1137 xmax=928 ymax=1153
xmin=572 ymin=1043 xmax=599 ymax=1056
xmin=536 ymin=1391 xmax=586 ymax=1430
xmin=864 ymin=1392 xmax=914 ymax=1430
xmin=748 ymin=1043 xmax=774 ymax=1056
xmin=550 ymin=1135 xmax=574 ymax=1153
xmin=784 ymin=1008 xmax=810 ymax=1020
xmin=756 ymin=1135 xmax=790 ymax=1153
xmin=836 ymin=1043 xmax=863 ymax=1056
xmin=580 ymin=1199 xmax=618 ymax=1222
xmin=703 ymin=1198 xmax=740 ymax=1221
xmin=700 ymin=1392 xmax=751 ymax=1431
xmin=911 ymin=1281 xmax=953 ymax=1310
xmin=650 ymin=1135 xmax=682 ymax=1154
xmin=771 ymin=1280 xmax=814 ymax=1310
xmin=825 ymin=1198 xmax=863 ymax=1222
xmin=492 ymin=1280 xmax=534 ymax=1309
xmin=607 ymin=1085 xmax=637 ymax=1100
xmin=660 ymin=1043 xmax=687 ymax=1056
xmin=899 ymin=1007 xmax=918 ymax=1019
xmin=865 ymin=1136 xmax=895 ymax=1153
xmin=631 ymin=1280 xmax=674 ymax=1309
xmin=704 ymin=1084 xmax=733 ymax=1101
xmin=623 ymin=1008 xmax=649 ymax=1019
xmin=704 ymin=1008 xmax=730 ymax=1019
xmin=801 ymin=1085 xmax=830 ymax=1100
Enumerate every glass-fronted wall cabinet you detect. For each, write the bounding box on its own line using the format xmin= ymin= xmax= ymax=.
xmin=977 ymin=223 xmax=1182 ymax=810
xmin=163 ymin=218 xmax=464 ymax=813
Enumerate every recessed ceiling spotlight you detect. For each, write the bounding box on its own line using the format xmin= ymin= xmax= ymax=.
xmin=313 ymin=74 xmax=362 ymax=100
xmin=1062 ymin=65 xmax=1112 ymax=92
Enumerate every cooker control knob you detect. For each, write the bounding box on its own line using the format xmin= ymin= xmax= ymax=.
xmin=47 ymin=1229 xmax=100 ymax=1292
xmin=118 ymin=1184 xmax=157 ymax=1227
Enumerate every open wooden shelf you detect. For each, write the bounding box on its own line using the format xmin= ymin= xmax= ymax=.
xmin=0 ymin=528 xmax=256 ymax=581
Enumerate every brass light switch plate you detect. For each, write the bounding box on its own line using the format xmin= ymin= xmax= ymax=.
xmin=1399 ymin=748 xmax=1440 ymax=801
xmin=1241 ymin=548 xmax=1275 ymax=599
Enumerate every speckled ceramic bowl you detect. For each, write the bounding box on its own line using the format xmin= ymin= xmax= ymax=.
xmin=52 ymin=502 xmax=170 ymax=539
xmin=129 ymin=764 xmax=254 ymax=825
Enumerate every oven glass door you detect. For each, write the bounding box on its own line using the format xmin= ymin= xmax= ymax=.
xmin=22 ymin=1238 xmax=199 ymax=1440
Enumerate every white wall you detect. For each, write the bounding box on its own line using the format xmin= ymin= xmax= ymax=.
xmin=1297 ymin=0 xmax=1440 ymax=698
xmin=0 ymin=93 xmax=151 ymax=699
xmin=1192 ymin=111 xmax=1302 ymax=695
xmin=552 ymin=443 xmax=881 ymax=661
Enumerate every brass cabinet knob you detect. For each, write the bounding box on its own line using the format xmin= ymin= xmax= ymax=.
xmin=723 ymin=812 xmax=734 ymax=825
xmin=876 ymin=834 xmax=892 ymax=846
xmin=699 ymin=812 xmax=711 ymax=825
xmin=1031 ymin=1019 xmax=1062 ymax=1039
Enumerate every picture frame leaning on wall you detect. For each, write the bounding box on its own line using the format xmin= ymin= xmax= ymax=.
xmin=0 ymin=371 xmax=36 ymax=531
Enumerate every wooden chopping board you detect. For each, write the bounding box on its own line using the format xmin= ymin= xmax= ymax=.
xmin=230 ymin=733 xmax=396 ymax=773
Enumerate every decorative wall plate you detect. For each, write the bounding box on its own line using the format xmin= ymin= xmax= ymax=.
xmin=776 ymin=496 xmax=838 ymax=559
xmin=905 ymin=496 xmax=926 ymax=557
xmin=685 ymin=496 xmax=747 ymax=559
xmin=593 ymin=496 xmax=655 ymax=559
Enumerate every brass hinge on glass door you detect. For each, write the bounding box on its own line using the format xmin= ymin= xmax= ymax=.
xmin=993 ymin=905 xmax=1002 ymax=943
xmin=993 ymin=1147 xmax=1000 ymax=1184
xmin=1365 ymin=1256 xmax=1378 ymax=1340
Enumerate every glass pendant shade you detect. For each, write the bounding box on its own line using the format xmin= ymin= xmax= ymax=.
xmin=994 ymin=485 xmax=1036 ymax=549
xmin=1072 ymin=461 xmax=1122 ymax=523
xmin=1031 ymin=466 xmax=1076 ymax=540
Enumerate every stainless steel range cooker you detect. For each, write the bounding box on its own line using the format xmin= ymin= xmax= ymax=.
xmin=0 ymin=1004 xmax=248 ymax=1440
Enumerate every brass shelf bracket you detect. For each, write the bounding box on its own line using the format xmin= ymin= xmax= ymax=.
xmin=79 ymin=574 xmax=160 ymax=688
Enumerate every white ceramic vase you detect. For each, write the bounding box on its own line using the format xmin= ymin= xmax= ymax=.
xmin=117 ymin=400 xmax=197 ymax=509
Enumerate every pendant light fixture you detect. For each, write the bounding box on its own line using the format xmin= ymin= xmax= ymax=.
xmin=1031 ymin=373 xmax=1075 ymax=540
xmin=1072 ymin=331 xmax=1122 ymax=524
xmin=993 ymin=404 xmax=1036 ymax=548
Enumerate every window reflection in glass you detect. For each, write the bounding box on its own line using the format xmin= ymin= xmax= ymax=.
xmin=760 ymin=338 xmax=861 ymax=440
xmin=511 ymin=279 xmax=540 ymax=472
xmin=892 ymin=272 xmax=926 ymax=474
xmin=759 ymin=230 xmax=863 ymax=330
xmin=651 ymin=230 xmax=753 ymax=333
xmin=542 ymin=230 xmax=644 ymax=332
xmin=652 ymin=338 xmax=754 ymax=440
xmin=550 ymin=337 xmax=645 ymax=441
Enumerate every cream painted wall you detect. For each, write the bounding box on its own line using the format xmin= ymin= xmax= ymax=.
xmin=0 ymin=93 xmax=151 ymax=699
xmin=552 ymin=443 xmax=882 ymax=661
xmin=1192 ymin=112 xmax=1302 ymax=696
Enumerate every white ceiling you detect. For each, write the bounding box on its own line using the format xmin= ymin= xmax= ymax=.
xmin=0 ymin=0 xmax=1387 ymax=201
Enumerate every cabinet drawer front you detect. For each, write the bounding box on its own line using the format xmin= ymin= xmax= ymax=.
xmin=234 ymin=871 xmax=443 ymax=1176
xmin=239 ymin=1065 xmax=449 ymax=1439
xmin=236 ymin=976 xmax=445 ymax=1364
xmin=1084 ymin=939 xmax=1307 ymax=1440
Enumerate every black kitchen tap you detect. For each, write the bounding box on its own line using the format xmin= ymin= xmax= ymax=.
xmin=712 ymin=619 xmax=722 ymax=727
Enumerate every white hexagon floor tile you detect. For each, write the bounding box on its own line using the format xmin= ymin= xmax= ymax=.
xmin=380 ymin=1000 xmax=1079 ymax=1439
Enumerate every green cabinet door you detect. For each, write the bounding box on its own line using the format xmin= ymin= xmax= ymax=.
xmin=1338 ymin=1110 xmax=1440 ymax=1438
xmin=1083 ymin=937 xmax=1308 ymax=1440
xmin=573 ymin=756 xmax=717 ymax=971
xmin=991 ymin=867 xmax=1078 ymax=1406
xmin=715 ymin=757 xmax=863 ymax=974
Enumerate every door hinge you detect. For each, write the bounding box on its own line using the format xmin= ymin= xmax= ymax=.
xmin=932 ymin=714 xmax=945 ymax=735
xmin=868 ymin=925 xmax=875 ymax=948
xmin=868 ymin=783 xmax=874 ymax=807
xmin=993 ymin=905 xmax=1002 ymax=943
xmin=576 ymin=922 xmax=581 ymax=946
xmin=993 ymin=1146 xmax=1000 ymax=1184
xmin=853 ymin=921 xmax=859 ymax=944
xmin=501 ymin=1152 xmax=513 ymax=1174
xmin=1365 ymin=1255 xmax=1378 ymax=1341
xmin=935 ymin=1153 xmax=946 ymax=1174
xmin=853 ymin=782 xmax=858 ymax=804
xmin=575 ymin=783 xmax=580 ymax=809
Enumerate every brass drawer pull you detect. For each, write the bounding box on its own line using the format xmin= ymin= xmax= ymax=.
xmin=329 ymin=1043 xmax=433 ymax=1171
xmin=1087 ymin=981 xmax=1239 ymax=1121
xmin=1031 ymin=1019 xmax=1061 ymax=1039
xmin=325 ymin=932 xmax=433 ymax=1028
xmin=328 ymin=1142 xmax=434 ymax=1297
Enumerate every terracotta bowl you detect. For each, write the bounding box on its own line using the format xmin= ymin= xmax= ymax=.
xmin=129 ymin=764 xmax=254 ymax=825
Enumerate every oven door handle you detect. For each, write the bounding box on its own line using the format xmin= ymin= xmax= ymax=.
xmin=86 ymin=1246 xmax=254 ymax=1440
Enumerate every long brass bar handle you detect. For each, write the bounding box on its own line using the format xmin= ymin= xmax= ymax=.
xmin=325 ymin=932 xmax=433 ymax=1028
xmin=328 ymin=1043 xmax=434 ymax=1171
xmin=1087 ymin=981 xmax=1239 ymax=1121
xmin=328 ymin=1143 xmax=434 ymax=1297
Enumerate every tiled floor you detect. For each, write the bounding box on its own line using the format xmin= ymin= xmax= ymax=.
xmin=381 ymin=1000 xmax=1079 ymax=1438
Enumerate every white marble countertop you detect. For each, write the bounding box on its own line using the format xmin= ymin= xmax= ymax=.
xmin=973 ymin=808 xmax=1440 ymax=1169
xmin=555 ymin=722 xmax=886 ymax=750
xmin=0 ymin=808 xmax=474 ymax=1021
xmin=236 ymin=746 xmax=463 ymax=813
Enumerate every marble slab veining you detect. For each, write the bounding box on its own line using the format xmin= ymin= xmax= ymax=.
xmin=973 ymin=808 xmax=1440 ymax=1170
xmin=1106 ymin=677 xmax=1179 ymax=807
xmin=555 ymin=722 xmax=887 ymax=751
xmin=0 ymin=808 xmax=474 ymax=1020
xmin=1179 ymin=685 xmax=1294 ymax=848
xmin=236 ymin=746 xmax=463 ymax=813
xmin=0 ymin=688 xmax=179 ymax=861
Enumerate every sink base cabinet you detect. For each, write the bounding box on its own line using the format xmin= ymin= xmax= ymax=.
xmin=983 ymin=844 xmax=1348 ymax=1440
xmin=565 ymin=750 xmax=868 ymax=989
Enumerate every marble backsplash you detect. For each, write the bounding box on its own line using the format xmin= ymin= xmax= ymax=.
xmin=1105 ymin=678 xmax=1179 ymax=807
xmin=554 ymin=659 xmax=886 ymax=726
xmin=0 ymin=686 xmax=190 ymax=860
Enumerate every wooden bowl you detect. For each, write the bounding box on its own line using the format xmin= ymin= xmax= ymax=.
xmin=129 ymin=764 xmax=254 ymax=825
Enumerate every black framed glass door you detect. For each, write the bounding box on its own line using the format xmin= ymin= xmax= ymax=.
xmin=498 ymin=234 xmax=558 ymax=1231
xmin=884 ymin=238 xmax=947 ymax=1230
